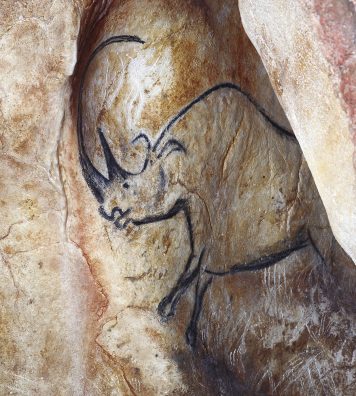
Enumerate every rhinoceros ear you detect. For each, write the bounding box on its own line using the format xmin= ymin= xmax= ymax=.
xmin=131 ymin=133 xmax=152 ymax=173
xmin=157 ymin=139 xmax=187 ymax=159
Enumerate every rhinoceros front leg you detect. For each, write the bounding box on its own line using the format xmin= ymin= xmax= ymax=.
xmin=157 ymin=245 xmax=205 ymax=320
xmin=157 ymin=197 xmax=207 ymax=320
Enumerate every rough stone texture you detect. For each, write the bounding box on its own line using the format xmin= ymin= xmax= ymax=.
xmin=0 ymin=0 xmax=355 ymax=395
xmin=0 ymin=1 xmax=100 ymax=394
xmin=239 ymin=0 xmax=356 ymax=264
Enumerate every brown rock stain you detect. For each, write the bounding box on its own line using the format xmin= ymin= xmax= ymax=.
xmin=162 ymin=231 xmax=172 ymax=254
xmin=0 ymin=290 xmax=19 ymax=382
xmin=20 ymin=198 xmax=39 ymax=220
xmin=270 ymin=68 xmax=284 ymax=97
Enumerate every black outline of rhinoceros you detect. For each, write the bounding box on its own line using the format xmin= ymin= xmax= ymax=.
xmin=77 ymin=35 xmax=309 ymax=348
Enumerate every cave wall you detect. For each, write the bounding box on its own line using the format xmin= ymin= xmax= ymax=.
xmin=0 ymin=1 xmax=355 ymax=395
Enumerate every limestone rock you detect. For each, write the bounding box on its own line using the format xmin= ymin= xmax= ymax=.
xmin=0 ymin=1 xmax=99 ymax=394
xmin=239 ymin=0 xmax=356 ymax=264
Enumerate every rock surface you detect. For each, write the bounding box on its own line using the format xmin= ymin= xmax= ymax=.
xmin=0 ymin=0 xmax=355 ymax=395
xmin=0 ymin=1 xmax=100 ymax=394
xmin=239 ymin=0 xmax=356 ymax=263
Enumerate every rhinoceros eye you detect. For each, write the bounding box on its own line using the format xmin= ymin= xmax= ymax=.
xmin=123 ymin=182 xmax=130 ymax=189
